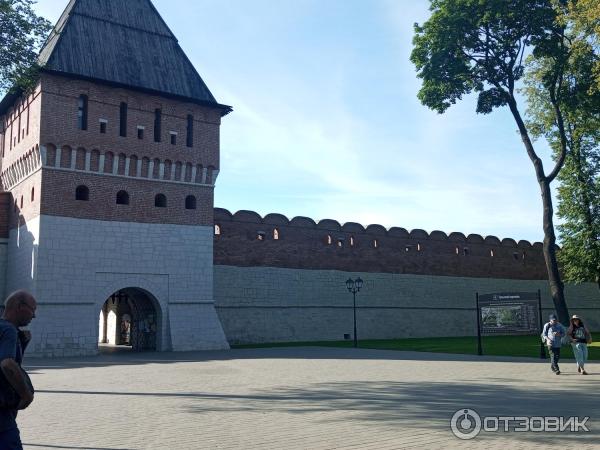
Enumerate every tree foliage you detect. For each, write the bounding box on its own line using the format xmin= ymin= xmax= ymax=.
xmin=411 ymin=0 xmax=573 ymax=323
xmin=566 ymin=0 xmax=600 ymax=89
xmin=411 ymin=0 xmax=559 ymax=115
xmin=0 ymin=0 xmax=51 ymax=93
xmin=525 ymin=3 xmax=600 ymax=288
xmin=557 ymin=144 xmax=600 ymax=287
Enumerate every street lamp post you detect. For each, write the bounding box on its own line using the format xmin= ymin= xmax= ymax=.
xmin=345 ymin=277 xmax=363 ymax=348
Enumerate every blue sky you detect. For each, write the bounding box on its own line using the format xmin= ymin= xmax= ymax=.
xmin=34 ymin=0 xmax=559 ymax=243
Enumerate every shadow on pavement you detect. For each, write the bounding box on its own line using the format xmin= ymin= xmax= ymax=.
xmin=24 ymin=346 xmax=565 ymax=372
xmin=23 ymin=444 xmax=133 ymax=450
xmin=32 ymin=378 xmax=599 ymax=446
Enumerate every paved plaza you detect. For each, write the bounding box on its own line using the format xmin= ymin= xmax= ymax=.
xmin=17 ymin=347 xmax=600 ymax=449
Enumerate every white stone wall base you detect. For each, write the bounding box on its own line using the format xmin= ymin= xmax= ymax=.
xmin=7 ymin=215 xmax=229 ymax=358
xmin=214 ymin=265 xmax=600 ymax=344
xmin=26 ymin=304 xmax=99 ymax=358
xmin=169 ymin=303 xmax=229 ymax=351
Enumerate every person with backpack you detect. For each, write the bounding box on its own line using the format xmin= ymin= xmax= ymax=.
xmin=567 ymin=315 xmax=592 ymax=375
xmin=0 ymin=290 xmax=37 ymax=450
xmin=541 ymin=314 xmax=566 ymax=375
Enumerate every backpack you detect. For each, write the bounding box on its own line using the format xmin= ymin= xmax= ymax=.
xmin=0 ymin=366 xmax=34 ymax=409
xmin=540 ymin=323 xmax=549 ymax=344
xmin=0 ymin=328 xmax=35 ymax=410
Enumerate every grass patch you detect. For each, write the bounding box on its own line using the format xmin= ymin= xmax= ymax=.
xmin=232 ymin=334 xmax=600 ymax=360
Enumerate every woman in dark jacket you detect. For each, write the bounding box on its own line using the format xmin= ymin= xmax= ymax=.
xmin=567 ymin=315 xmax=592 ymax=375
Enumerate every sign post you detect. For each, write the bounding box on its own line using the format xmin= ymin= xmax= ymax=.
xmin=475 ymin=293 xmax=482 ymax=355
xmin=475 ymin=292 xmax=542 ymax=357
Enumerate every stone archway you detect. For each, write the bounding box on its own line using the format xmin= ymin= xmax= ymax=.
xmin=98 ymin=288 xmax=161 ymax=352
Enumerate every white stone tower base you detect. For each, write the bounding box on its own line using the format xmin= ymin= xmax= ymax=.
xmin=7 ymin=216 xmax=229 ymax=357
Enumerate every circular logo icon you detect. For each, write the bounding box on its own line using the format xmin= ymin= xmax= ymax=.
xmin=450 ymin=408 xmax=482 ymax=440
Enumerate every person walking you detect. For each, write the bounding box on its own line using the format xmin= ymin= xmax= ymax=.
xmin=542 ymin=314 xmax=566 ymax=375
xmin=0 ymin=290 xmax=37 ymax=450
xmin=567 ymin=314 xmax=592 ymax=375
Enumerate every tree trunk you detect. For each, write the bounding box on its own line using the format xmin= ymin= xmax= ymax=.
xmin=507 ymin=97 xmax=570 ymax=324
xmin=539 ymin=178 xmax=570 ymax=324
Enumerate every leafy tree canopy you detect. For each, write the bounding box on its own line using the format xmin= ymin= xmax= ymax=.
xmin=0 ymin=0 xmax=51 ymax=93
xmin=566 ymin=0 xmax=600 ymax=88
xmin=411 ymin=0 xmax=560 ymax=114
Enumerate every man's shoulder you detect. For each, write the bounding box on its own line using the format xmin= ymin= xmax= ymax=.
xmin=0 ymin=319 xmax=18 ymax=363
xmin=0 ymin=320 xmax=17 ymax=339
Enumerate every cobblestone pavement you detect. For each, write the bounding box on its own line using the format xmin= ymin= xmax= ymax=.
xmin=17 ymin=347 xmax=599 ymax=449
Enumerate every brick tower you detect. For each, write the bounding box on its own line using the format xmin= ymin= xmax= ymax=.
xmin=0 ymin=0 xmax=230 ymax=356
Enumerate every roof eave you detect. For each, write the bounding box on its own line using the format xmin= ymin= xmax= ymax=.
xmin=0 ymin=88 xmax=24 ymax=117
xmin=41 ymin=69 xmax=233 ymax=116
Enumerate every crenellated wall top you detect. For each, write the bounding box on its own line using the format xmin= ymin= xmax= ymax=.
xmin=214 ymin=207 xmax=541 ymax=249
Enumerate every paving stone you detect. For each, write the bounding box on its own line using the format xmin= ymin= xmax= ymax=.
xmin=18 ymin=347 xmax=599 ymax=449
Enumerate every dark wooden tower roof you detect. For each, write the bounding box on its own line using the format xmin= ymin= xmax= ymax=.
xmin=4 ymin=0 xmax=231 ymax=115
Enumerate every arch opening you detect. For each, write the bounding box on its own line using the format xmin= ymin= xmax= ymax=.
xmin=98 ymin=288 xmax=161 ymax=352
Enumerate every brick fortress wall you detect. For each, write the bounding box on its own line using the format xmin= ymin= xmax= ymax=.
xmin=37 ymin=73 xmax=220 ymax=227
xmin=1 ymin=86 xmax=43 ymax=229
xmin=0 ymin=86 xmax=42 ymax=170
xmin=213 ymin=208 xmax=548 ymax=279
xmin=212 ymin=209 xmax=600 ymax=344
xmin=1 ymin=73 xmax=221 ymax=229
xmin=0 ymin=193 xmax=9 ymax=300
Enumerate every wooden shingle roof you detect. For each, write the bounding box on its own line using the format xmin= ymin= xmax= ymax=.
xmin=38 ymin=0 xmax=231 ymax=114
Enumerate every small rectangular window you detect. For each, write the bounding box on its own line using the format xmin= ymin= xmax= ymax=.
xmin=99 ymin=119 xmax=107 ymax=134
xmin=170 ymin=132 xmax=177 ymax=145
xmin=154 ymin=108 xmax=161 ymax=142
xmin=119 ymin=102 xmax=127 ymax=137
xmin=78 ymin=95 xmax=88 ymax=130
xmin=137 ymin=126 xmax=144 ymax=140
xmin=186 ymin=114 xmax=193 ymax=147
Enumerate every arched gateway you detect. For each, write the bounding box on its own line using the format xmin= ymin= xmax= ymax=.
xmin=99 ymin=288 xmax=161 ymax=351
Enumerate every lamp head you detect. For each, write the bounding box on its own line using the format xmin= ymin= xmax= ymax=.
xmin=355 ymin=277 xmax=363 ymax=291
xmin=346 ymin=278 xmax=354 ymax=291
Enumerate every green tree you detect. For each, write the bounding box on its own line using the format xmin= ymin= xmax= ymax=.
xmin=567 ymin=0 xmax=600 ymax=89
xmin=525 ymin=26 xmax=600 ymax=289
xmin=411 ymin=0 xmax=572 ymax=323
xmin=0 ymin=0 xmax=51 ymax=93
xmin=557 ymin=140 xmax=600 ymax=288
